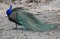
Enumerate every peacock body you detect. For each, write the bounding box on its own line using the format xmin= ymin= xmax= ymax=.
xmin=6 ymin=5 xmax=59 ymax=32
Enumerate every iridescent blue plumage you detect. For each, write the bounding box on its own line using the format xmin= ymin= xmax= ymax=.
xmin=6 ymin=5 xmax=12 ymax=16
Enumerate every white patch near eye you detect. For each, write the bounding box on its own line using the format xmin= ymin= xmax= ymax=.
xmin=6 ymin=14 xmax=7 ymax=16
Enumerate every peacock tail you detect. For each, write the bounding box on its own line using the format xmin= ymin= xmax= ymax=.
xmin=10 ymin=7 xmax=59 ymax=32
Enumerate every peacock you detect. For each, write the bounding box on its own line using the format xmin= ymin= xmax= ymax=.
xmin=6 ymin=5 xmax=59 ymax=32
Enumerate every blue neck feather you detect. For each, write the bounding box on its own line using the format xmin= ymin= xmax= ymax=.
xmin=6 ymin=5 xmax=12 ymax=16
xmin=10 ymin=5 xmax=12 ymax=9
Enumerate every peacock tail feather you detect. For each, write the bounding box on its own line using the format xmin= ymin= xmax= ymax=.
xmin=10 ymin=7 xmax=59 ymax=32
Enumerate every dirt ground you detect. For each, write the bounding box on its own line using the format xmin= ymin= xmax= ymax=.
xmin=0 ymin=0 xmax=60 ymax=39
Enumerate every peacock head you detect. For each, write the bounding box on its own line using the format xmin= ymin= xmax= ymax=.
xmin=6 ymin=4 xmax=12 ymax=16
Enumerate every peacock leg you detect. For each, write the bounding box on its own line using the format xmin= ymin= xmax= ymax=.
xmin=15 ymin=23 xmax=17 ymax=29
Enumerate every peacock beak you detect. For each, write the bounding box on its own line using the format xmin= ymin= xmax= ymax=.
xmin=5 ymin=14 xmax=8 ymax=18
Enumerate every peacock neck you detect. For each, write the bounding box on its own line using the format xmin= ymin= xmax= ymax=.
xmin=6 ymin=5 xmax=12 ymax=17
xmin=10 ymin=5 xmax=12 ymax=9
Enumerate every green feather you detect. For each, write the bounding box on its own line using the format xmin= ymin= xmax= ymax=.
xmin=11 ymin=7 xmax=59 ymax=32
